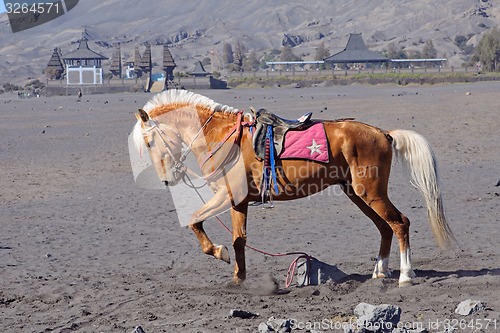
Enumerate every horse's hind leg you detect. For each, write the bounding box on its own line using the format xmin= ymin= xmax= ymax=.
xmin=352 ymin=185 xmax=416 ymax=285
xmin=348 ymin=166 xmax=416 ymax=286
xmin=370 ymin=199 xmax=416 ymax=286
xmin=341 ymin=183 xmax=393 ymax=278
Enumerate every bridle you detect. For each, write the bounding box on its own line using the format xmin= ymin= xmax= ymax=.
xmin=143 ymin=111 xmax=253 ymax=185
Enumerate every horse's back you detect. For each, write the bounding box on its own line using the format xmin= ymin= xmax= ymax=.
xmin=323 ymin=120 xmax=393 ymax=161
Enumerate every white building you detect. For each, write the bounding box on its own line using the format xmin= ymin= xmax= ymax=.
xmin=62 ymin=38 xmax=108 ymax=85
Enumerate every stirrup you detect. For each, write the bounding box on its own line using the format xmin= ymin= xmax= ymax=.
xmin=261 ymin=189 xmax=274 ymax=209
xmin=250 ymin=190 xmax=274 ymax=208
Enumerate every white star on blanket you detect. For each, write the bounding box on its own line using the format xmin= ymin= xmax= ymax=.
xmin=279 ymin=122 xmax=330 ymax=163
xmin=306 ymin=139 xmax=322 ymax=155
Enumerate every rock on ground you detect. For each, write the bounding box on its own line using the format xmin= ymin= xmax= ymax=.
xmin=454 ymin=299 xmax=486 ymax=316
xmin=354 ymin=302 xmax=402 ymax=332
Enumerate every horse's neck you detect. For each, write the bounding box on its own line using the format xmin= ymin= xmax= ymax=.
xmin=178 ymin=109 xmax=238 ymax=157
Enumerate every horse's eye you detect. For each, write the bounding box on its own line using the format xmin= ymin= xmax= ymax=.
xmin=144 ymin=136 xmax=154 ymax=148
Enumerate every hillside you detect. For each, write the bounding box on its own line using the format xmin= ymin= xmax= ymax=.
xmin=0 ymin=0 xmax=498 ymax=84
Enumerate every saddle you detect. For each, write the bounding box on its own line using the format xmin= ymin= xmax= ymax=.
xmin=252 ymin=108 xmax=314 ymax=159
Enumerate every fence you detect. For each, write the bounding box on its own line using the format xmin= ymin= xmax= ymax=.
xmin=227 ymin=65 xmax=479 ymax=79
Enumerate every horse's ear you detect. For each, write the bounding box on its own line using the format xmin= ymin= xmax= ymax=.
xmin=249 ymin=107 xmax=256 ymax=117
xmin=135 ymin=109 xmax=149 ymax=123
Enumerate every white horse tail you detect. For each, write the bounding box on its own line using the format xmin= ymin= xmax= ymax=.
xmin=389 ymin=129 xmax=455 ymax=249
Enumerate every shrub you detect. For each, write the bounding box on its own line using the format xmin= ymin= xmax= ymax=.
xmin=3 ymin=82 xmax=22 ymax=92
xmin=25 ymin=79 xmax=45 ymax=89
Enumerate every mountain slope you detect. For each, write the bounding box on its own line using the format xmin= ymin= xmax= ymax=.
xmin=0 ymin=0 xmax=497 ymax=83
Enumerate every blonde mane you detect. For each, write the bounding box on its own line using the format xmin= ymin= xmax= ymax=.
xmin=142 ymin=89 xmax=239 ymax=115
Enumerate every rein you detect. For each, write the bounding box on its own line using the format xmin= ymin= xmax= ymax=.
xmin=197 ymin=112 xmax=250 ymax=181
xmin=178 ymin=110 xmax=217 ymax=165
xmin=198 ymin=112 xmax=243 ymax=167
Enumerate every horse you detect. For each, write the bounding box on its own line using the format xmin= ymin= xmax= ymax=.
xmin=131 ymin=89 xmax=454 ymax=287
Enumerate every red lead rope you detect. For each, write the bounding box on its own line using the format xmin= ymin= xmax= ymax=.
xmin=213 ymin=214 xmax=315 ymax=288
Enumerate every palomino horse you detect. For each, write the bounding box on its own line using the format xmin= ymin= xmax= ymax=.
xmin=132 ymin=90 xmax=454 ymax=287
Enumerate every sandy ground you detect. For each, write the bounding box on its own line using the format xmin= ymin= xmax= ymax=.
xmin=1 ymin=82 xmax=499 ymax=333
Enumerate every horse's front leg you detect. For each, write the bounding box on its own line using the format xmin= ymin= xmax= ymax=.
xmin=230 ymin=203 xmax=248 ymax=284
xmin=189 ymin=189 xmax=232 ymax=264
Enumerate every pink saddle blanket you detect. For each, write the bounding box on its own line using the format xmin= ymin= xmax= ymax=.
xmin=279 ymin=122 xmax=329 ymax=163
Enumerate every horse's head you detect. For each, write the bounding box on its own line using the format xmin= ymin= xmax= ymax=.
xmin=135 ymin=109 xmax=184 ymax=186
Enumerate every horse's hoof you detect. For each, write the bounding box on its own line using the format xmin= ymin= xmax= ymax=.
xmin=398 ymin=279 xmax=414 ymax=287
xmin=232 ymin=276 xmax=245 ymax=286
xmin=372 ymin=272 xmax=392 ymax=279
xmin=372 ymin=269 xmax=392 ymax=279
xmin=214 ymin=244 xmax=230 ymax=264
xmin=225 ymin=279 xmax=244 ymax=289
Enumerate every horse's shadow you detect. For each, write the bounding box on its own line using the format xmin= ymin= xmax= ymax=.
xmin=414 ymin=267 xmax=500 ymax=279
xmin=341 ymin=267 xmax=500 ymax=284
